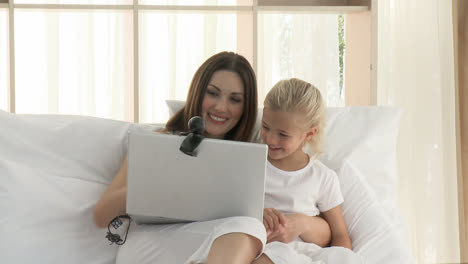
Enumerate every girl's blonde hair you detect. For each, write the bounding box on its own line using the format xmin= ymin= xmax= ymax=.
xmin=264 ymin=78 xmax=326 ymax=155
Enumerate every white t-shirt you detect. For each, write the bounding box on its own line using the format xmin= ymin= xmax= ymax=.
xmin=264 ymin=157 xmax=343 ymax=216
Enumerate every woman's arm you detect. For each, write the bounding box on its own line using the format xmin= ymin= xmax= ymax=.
xmin=93 ymin=155 xmax=128 ymax=228
xmin=321 ymin=205 xmax=352 ymax=250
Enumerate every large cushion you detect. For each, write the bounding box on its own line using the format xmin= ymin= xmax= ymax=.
xmin=337 ymin=161 xmax=413 ymax=263
xmin=166 ymin=100 xmax=400 ymax=214
xmin=319 ymin=106 xmax=402 ymax=225
xmin=0 ymin=110 xmax=133 ymax=264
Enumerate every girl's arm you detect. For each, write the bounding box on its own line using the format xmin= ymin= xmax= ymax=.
xmin=321 ymin=205 xmax=352 ymax=249
xmin=266 ymin=213 xmax=331 ymax=247
xmin=93 ymin=155 xmax=128 ymax=228
xmin=296 ymin=214 xmax=331 ymax=247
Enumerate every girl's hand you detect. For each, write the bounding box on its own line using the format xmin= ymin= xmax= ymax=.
xmin=266 ymin=214 xmax=303 ymax=243
xmin=263 ymin=208 xmax=287 ymax=234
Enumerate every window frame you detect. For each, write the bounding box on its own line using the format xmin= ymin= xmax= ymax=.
xmin=4 ymin=0 xmax=370 ymax=122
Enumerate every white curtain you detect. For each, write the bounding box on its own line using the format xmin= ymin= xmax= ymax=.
xmin=258 ymin=13 xmax=342 ymax=107
xmin=14 ymin=0 xmax=132 ymax=4
xmin=138 ymin=12 xmax=237 ymax=123
xmin=12 ymin=8 xmax=342 ymax=123
xmin=140 ymin=12 xmax=342 ymax=123
xmin=139 ymin=0 xmax=239 ymax=4
xmin=377 ymin=0 xmax=461 ymax=262
xmin=0 ymin=9 xmax=8 ymax=111
xmin=14 ymin=9 xmax=134 ymax=121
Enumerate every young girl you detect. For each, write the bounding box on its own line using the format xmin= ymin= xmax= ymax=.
xmin=256 ymin=78 xmax=352 ymax=263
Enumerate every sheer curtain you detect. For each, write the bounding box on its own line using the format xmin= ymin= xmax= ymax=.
xmin=12 ymin=6 xmax=342 ymax=123
xmin=0 ymin=9 xmax=7 ymax=111
xmin=14 ymin=0 xmax=132 ymax=4
xmin=139 ymin=12 xmax=342 ymax=123
xmin=138 ymin=12 xmax=237 ymax=123
xmin=139 ymin=0 xmax=243 ymax=5
xmin=14 ymin=9 xmax=134 ymax=121
xmin=377 ymin=0 xmax=461 ymax=262
xmin=257 ymin=13 xmax=342 ymax=107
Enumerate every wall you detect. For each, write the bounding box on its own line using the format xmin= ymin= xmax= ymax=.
xmin=455 ymin=0 xmax=468 ymax=261
xmin=344 ymin=11 xmax=371 ymax=105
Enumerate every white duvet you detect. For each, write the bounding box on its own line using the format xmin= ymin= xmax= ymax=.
xmin=116 ymin=217 xmax=364 ymax=264
xmin=262 ymin=241 xmax=363 ymax=264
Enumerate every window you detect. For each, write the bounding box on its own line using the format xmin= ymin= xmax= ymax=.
xmin=14 ymin=0 xmax=132 ymax=4
xmin=0 ymin=8 xmax=7 ymax=111
xmin=14 ymin=9 xmax=133 ymax=120
xmin=258 ymin=13 xmax=344 ymax=107
xmin=7 ymin=1 xmax=363 ymax=122
xmin=139 ymin=11 xmax=238 ymax=123
xmin=139 ymin=0 xmax=248 ymax=5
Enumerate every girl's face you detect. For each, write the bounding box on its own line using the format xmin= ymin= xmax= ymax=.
xmin=260 ymin=108 xmax=315 ymax=163
xmin=201 ymin=70 xmax=245 ymax=139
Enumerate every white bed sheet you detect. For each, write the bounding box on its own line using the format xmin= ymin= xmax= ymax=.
xmin=116 ymin=217 xmax=365 ymax=264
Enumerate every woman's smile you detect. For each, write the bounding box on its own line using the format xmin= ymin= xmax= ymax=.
xmin=207 ymin=113 xmax=228 ymax=123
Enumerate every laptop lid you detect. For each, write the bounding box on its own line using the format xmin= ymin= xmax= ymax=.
xmin=126 ymin=129 xmax=267 ymax=224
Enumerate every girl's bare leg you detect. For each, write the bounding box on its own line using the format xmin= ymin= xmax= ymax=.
xmin=207 ymin=233 xmax=263 ymax=264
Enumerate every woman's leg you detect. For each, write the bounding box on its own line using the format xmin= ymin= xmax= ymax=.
xmin=207 ymin=232 xmax=263 ymax=264
xmin=251 ymin=254 xmax=274 ymax=264
xmin=186 ymin=217 xmax=267 ymax=264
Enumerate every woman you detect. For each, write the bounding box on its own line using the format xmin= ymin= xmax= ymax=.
xmin=94 ymin=52 xmax=264 ymax=263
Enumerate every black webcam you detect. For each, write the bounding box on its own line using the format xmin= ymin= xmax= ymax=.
xmin=179 ymin=116 xmax=205 ymax=157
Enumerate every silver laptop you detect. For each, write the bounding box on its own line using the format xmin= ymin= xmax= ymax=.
xmin=126 ymin=129 xmax=267 ymax=224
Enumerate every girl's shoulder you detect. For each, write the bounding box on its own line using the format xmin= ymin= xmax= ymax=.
xmin=309 ymin=158 xmax=337 ymax=177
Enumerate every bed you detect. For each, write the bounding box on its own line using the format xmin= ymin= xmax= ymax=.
xmin=0 ymin=105 xmax=414 ymax=263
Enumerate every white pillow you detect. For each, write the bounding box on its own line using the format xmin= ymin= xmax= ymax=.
xmin=167 ymin=101 xmax=399 ymax=216
xmin=0 ymin=110 xmax=133 ymax=264
xmin=165 ymin=100 xmax=185 ymax=117
xmin=166 ymin=100 xmax=413 ymax=262
xmin=337 ymin=161 xmax=413 ymax=263
xmin=318 ymin=107 xmax=402 ymax=223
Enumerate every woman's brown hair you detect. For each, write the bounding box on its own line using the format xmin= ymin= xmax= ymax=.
xmin=165 ymin=52 xmax=257 ymax=142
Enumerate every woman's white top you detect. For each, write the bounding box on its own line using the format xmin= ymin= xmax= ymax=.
xmin=264 ymin=158 xmax=344 ymax=216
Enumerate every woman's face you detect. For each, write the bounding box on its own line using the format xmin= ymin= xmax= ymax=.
xmin=201 ymin=70 xmax=245 ymax=139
